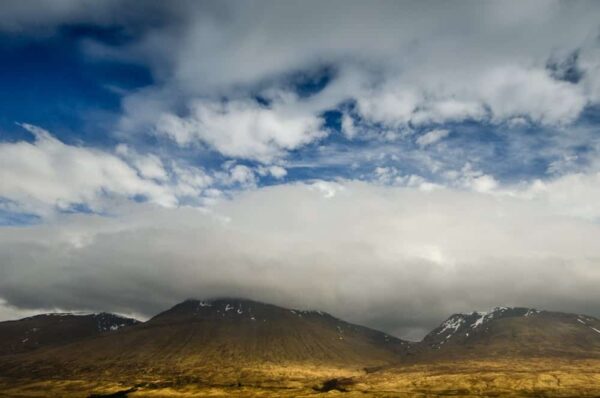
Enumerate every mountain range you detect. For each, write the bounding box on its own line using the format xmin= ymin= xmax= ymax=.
xmin=1 ymin=298 xmax=599 ymax=397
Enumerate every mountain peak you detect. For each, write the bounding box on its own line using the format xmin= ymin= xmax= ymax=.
xmin=425 ymin=307 xmax=544 ymax=347
xmin=149 ymin=298 xmax=333 ymax=324
xmin=422 ymin=307 xmax=600 ymax=358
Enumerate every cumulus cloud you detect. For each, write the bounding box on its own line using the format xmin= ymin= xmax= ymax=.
xmin=1 ymin=181 xmax=600 ymax=339
xmin=169 ymin=162 xmax=214 ymax=200
xmin=257 ymin=165 xmax=287 ymax=179
xmin=353 ymin=65 xmax=587 ymax=128
xmin=0 ymin=124 xmax=177 ymax=214
xmin=479 ymin=66 xmax=587 ymax=125
xmin=224 ymin=164 xmax=257 ymax=187
xmin=268 ymin=165 xmax=287 ymax=179
xmin=0 ymin=125 xmax=301 ymax=214
xmin=155 ymin=98 xmax=327 ymax=163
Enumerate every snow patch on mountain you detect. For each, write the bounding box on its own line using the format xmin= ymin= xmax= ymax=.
xmin=428 ymin=307 xmax=545 ymax=348
xmin=437 ymin=315 xmax=465 ymax=335
xmin=577 ymin=317 xmax=600 ymax=335
xmin=524 ymin=309 xmax=540 ymax=317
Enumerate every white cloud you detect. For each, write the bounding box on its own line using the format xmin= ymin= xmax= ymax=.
xmin=115 ymin=144 xmax=168 ymax=181
xmin=341 ymin=113 xmax=358 ymax=139
xmin=0 ymin=125 xmax=302 ymax=215
xmin=0 ymin=124 xmax=177 ymax=214
xmin=373 ymin=167 xmax=440 ymax=191
xmin=416 ymin=129 xmax=450 ymax=148
xmin=469 ymin=174 xmax=499 ymax=193
xmin=308 ymin=180 xmax=343 ymax=199
xmin=374 ymin=166 xmax=397 ymax=184
xmin=356 ymin=88 xmax=420 ymax=128
xmin=350 ymin=65 xmax=587 ymax=129
xmin=226 ymin=164 xmax=257 ymax=187
xmin=447 ymin=163 xmax=500 ymax=194
xmin=170 ymin=162 xmax=214 ymax=199
xmin=546 ymin=154 xmax=579 ymax=176
xmin=478 ymin=66 xmax=587 ymax=125
xmin=155 ymin=98 xmax=327 ymax=163
xmin=412 ymin=100 xmax=486 ymax=125
xmin=268 ymin=165 xmax=287 ymax=179
xmin=257 ymin=165 xmax=287 ymax=179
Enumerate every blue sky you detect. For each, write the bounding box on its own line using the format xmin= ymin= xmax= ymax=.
xmin=1 ymin=1 xmax=600 ymax=338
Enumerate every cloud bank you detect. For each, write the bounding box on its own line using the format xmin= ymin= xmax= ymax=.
xmin=2 ymin=181 xmax=600 ymax=339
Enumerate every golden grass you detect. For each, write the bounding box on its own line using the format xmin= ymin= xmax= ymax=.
xmin=359 ymin=358 xmax=600 ymax=397
xmin=2 ymin=358 xmax=600 ymax=397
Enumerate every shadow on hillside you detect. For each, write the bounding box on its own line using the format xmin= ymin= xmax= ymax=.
xmin=314 ymin=377 xmax=355 ymax=392
xmin=87 ymin=387 xmax=137 ymax=398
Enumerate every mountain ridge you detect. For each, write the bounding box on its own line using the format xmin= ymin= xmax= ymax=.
xmin=2 ymin=301 xmax=599 ymax=343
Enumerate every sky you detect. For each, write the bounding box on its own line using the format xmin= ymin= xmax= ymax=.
xmin=1 ymin=0 xmax=600 ymax=340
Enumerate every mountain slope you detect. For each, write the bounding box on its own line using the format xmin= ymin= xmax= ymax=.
xmin=420 ymin=307 xmax=600 ymax=359
xmin=0 ymin=312 xmax=139 ymax=355
xmin=0 ymin=299 xmax=414 ymax=382
xmin=143 ymin=298 xmax=414 ymax=363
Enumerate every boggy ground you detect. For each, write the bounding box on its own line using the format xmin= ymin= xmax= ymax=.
xmin=1 ymin=358 xmax=600 ymax=397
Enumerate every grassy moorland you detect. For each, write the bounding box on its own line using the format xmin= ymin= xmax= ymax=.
xmin=2 ymin=359 xmax=600 ymax=397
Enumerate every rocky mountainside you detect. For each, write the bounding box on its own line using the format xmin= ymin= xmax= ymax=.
xmin=421 ymin=307 xmax=600 ymax=359
xmin=0 ymin=312 xmax=139 ymax=355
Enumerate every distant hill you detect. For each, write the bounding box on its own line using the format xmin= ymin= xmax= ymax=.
xmin=3 ymin=303 xmax=600 ymax=367
xmin=421 ymin=307 xmax=600 ymax=359
xmin=0 ymin=312 xmax=139 ymax=355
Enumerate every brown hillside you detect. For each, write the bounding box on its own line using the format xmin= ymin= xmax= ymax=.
xmin=0 ymin=299 xmax=414 ymax=384
xmin=0 ymin=313 xmax=138 ymax=355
